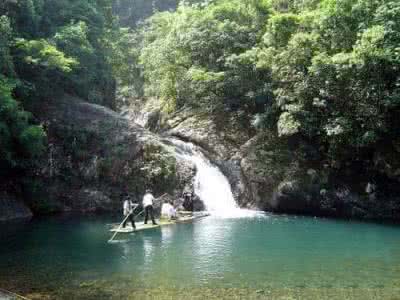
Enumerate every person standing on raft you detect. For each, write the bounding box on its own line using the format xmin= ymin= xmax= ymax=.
xmin=183 ymin=191 xmax=194 ymax=211
xmin=122 ymin=195 xmax=136 ymax=230
xmin=143 ymin=189 xmax=158 ymax=225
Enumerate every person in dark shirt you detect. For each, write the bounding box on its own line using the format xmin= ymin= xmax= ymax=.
xmin=183 ymin=191 xmax=194 ymax=211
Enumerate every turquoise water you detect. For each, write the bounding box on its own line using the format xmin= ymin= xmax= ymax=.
xmin=1 ymin=214 xmax=400 ymax=298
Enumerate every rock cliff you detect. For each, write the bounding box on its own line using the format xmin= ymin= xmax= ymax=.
xmin=128 ymin=102 xmax=400 ymax=221
xmin=15 ymin=95 xmax=197 ymax=217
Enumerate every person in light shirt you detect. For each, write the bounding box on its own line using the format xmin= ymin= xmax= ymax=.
xmin=142 ymin=189 xmax=157 ymax=225
xmin=122 ymin=195 xmax=136 ymax=230
xmin=161 ymin=200 xmax=177 ymax=220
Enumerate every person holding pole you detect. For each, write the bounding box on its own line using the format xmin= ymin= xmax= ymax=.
xmin=108 ymin=191 xmax=168 ymax=242
xmin=122 ymin=195 xmax=136 ymax=230
xmin=143 ymin=189 xmax=157 ymax=225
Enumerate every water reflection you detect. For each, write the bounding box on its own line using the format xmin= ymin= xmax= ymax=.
xmin=1 ymin=215 xmax=400 ymax=292
xmin=160 ymin=225 xmax=175 ymax=246
xmin=191 ymin=218 xmax=236 ymax=284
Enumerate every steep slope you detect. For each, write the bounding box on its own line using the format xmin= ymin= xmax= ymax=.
xmin=15 ymin=95 xmax=195 ymax=216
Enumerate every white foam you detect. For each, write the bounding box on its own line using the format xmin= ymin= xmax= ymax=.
xmin=166 ymin=139 xmax=266 ymax=219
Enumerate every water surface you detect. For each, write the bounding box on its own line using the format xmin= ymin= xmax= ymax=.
xmin=1 ymin=214 xmax=399 ymax=299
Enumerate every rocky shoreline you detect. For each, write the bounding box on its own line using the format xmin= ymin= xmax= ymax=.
xmin=2 ymin=96 xmax=399 ymax=222
xmin=125 ymin=102 xmax=400 ymax=222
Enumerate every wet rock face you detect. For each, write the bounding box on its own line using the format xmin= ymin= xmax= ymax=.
xmin=122 ymin=103 xmax=254 ymax=208
xmin=192 ymin=196 xmax=205 ymax=211
xmin=27 ymin=95 xmax=197 ymax=215
xmin=163 ymin=114 xmax=400 ymax=220
xmin=216 ymin=159 xmax=253 ymax=209
xmin=127 ymin=103 xmax=265 ymax=209
xmin=0 ymin=193 xmax=32 ymax=222
xmin=270 ymin=180 xmax=321 ymax=214
xmin=74 ymin=189 xmax=114 ymax=212
xmin=20 ymin=95 xmax=399 ymax=221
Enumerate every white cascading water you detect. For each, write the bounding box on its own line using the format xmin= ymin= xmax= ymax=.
xmin=166 ymin=138 xmax=262 ymax=218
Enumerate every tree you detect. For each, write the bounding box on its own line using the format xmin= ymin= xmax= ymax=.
xmin=0 ymin=16 xmax=15 ymax=77
xmin=256 ymin=0 xmax=400 ymax=172
xmin=140 ymin=0 xmax=271 ymax=112
xmin=0 ymin=75 xmax=46 ymax=175
xmin=0 ymin=0 xmax=120 ymax=178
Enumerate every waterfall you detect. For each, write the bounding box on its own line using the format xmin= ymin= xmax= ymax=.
xmin=165 ymin=138 xmax=262 ymax=218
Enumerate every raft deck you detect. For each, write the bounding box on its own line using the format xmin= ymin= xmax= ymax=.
xmin=110 ymin=212 xmax=209 ymax=233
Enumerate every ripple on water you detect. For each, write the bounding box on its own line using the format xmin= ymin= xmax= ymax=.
xmin=1 ymin=214 xmax=400 ymax=299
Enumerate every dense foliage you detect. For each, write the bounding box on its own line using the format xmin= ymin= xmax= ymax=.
xmin=0 ymin=0 xmax=120 ymax=178
xmin=135 ymin=0 xmax=400 ymax=188
xmin=0 ymin=75 xmax=46 ymax=176
xmin=113 ymin=0 xmax=180 ymax=27
xmin=2 ymin=0 xmax=400 ymax=216
xmin=256 ymin=0 xmax=400 ymax=172
xmin=140 ymin=0 xmax=271 ymax=112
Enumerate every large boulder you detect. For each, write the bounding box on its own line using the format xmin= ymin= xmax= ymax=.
xmin=236 ymin=132 xmax=298 ymax=210
xmin=25 ymin=95 xmax=196 ymax=215
xmin=237 ymin=132 xmax=400 ymax=220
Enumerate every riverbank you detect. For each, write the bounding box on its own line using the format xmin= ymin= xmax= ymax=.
xmin=2 ymin=285 xmax=399 ymax=300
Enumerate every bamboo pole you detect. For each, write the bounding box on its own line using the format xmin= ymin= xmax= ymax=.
xmin=108 ymin=211 xmax=134 ymax=242
xmin=0 ymin=287 xmax=31 ymax=300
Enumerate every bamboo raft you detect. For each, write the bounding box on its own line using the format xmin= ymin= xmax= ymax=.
xmin=109 ymin=212 xmax=210 ymax=233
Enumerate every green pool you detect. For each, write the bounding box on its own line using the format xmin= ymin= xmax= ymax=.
xmin=1 ymin=214 xmax=399 ymax=299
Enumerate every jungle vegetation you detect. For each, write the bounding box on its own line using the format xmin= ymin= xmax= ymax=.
xmin=1 ymin=0 xmax=399 ymax=206
xmin=133 ymin=0 xmax=400 ymax=190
